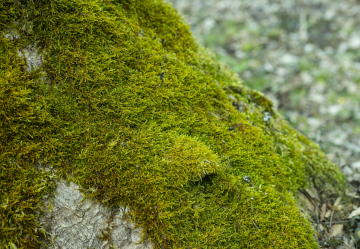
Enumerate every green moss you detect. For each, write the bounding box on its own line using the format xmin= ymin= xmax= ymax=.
xmin=0 ymin=0 xmax=345 ymax=248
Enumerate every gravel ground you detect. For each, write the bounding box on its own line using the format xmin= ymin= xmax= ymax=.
xmin=168 ymin=0 xmax=360 ymax=247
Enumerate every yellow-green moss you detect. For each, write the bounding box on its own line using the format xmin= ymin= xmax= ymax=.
xmin=0 ymin=0 xmax=345 ymax=248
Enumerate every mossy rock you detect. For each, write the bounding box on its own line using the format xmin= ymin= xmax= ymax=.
xmin=0 ymin=0 xmax=346 ymax=248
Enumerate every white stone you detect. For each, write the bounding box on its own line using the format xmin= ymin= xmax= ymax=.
xmin=351 ymin=161 xmax=360 ymax=171
xmin=263 ymin=62 xmax=274 ymax=72
xmin=337 ymin=42 xmax=348 ymax=53
xmin=304 ymin=43 xmax=314 ymax=54
xmin=324 ymin=9 xmax=335 ymax=20
xmin=202 ymin=18 xmax=216 ymax=31
xmin=348 ymin=33 xmax=360 ymax=49
xmin=342 ymin=165 xmax=353 ymax=176
xmin=327 ymin=105 xmax=342 ymax=115
xmin=300 ymin=72 xmax=313 ymax=84
xmin=280 ymin=53 xmax=298 ymax=65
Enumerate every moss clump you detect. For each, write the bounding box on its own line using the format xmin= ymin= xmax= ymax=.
xmin=0 ymin=0 xmax=345 ymax=248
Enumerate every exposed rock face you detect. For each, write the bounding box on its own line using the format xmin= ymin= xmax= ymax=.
xmin=40 ymin=181 xmax=152 ymax=249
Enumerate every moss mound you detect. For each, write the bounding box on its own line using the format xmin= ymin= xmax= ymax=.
xmin=0 ymin=0 xmax=346 ymax=248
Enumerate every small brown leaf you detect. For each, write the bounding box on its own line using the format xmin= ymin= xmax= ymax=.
xmin=325 ymin=210 xmax=332 ymax=218
xmin=335 ymin=204 xmax=343 ymax=211
xmin=333 ymin=197 xmax=341 ymax=207
xmin=329 ymin=224 xmax=343 ymax=237
xmin=320 ymin=203 xmax=327 ymax=222
xmin=327 ymin=203 xmax=342 ymax=211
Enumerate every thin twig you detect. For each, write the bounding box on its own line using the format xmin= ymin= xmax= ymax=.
xmin=320 ymin=220 xmax=348 ymax=225
xmin=315 ymin=205 xmax=320 ymax=235
xmin=252 ymin=220 xmax=260 ymax=230
xmin=329 ymin=210 xmax=334 ymax=228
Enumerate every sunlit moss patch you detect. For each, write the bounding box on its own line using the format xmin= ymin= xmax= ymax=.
xmin=0 ymin=0 xmax=345 ymax=248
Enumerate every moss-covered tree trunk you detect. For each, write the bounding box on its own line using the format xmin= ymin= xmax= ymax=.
xmin=0 ymin=0 xmax=345 ymax=248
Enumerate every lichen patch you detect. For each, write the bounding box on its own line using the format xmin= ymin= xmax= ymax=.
xmin=40 ymin=180 xmax=153 ymax=249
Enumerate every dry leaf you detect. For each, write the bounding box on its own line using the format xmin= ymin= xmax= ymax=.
xmin=334 ymin=197 xmax=341 ymax=206
xmin=345 ymin=189 xmax=360 ymax=199
xmin=329 ymin=224 xmax=343 ymax=237
xmin=320 ymin=203 xmax=327 ymax=222
xmin=331 ymin=204 xmax=343 ymax=211
xmin=327 ymin=198 xmax=343 ymax=211
xmin=339 ymin=236 xmax=356 ymax=249
xmin=348 ymin=206 xmax=360 ymax=219
xmin=305 ymin=187 xmax=320 ymax=202
xmin=325 ymin=210 xmax=332 ymax=218
xmin=336 ymin=204 xmax=343 ymax=211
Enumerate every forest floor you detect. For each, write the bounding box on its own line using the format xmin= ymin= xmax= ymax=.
xmin=168 ymin=0 xmax=360 ymax=248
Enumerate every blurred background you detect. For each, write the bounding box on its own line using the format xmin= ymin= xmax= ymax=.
xmin=168 ymin=0 xmax=360 ymax=183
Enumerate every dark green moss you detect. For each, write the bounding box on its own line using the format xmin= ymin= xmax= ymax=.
xmin=1 ymin=0 xmax=345 ymax=248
